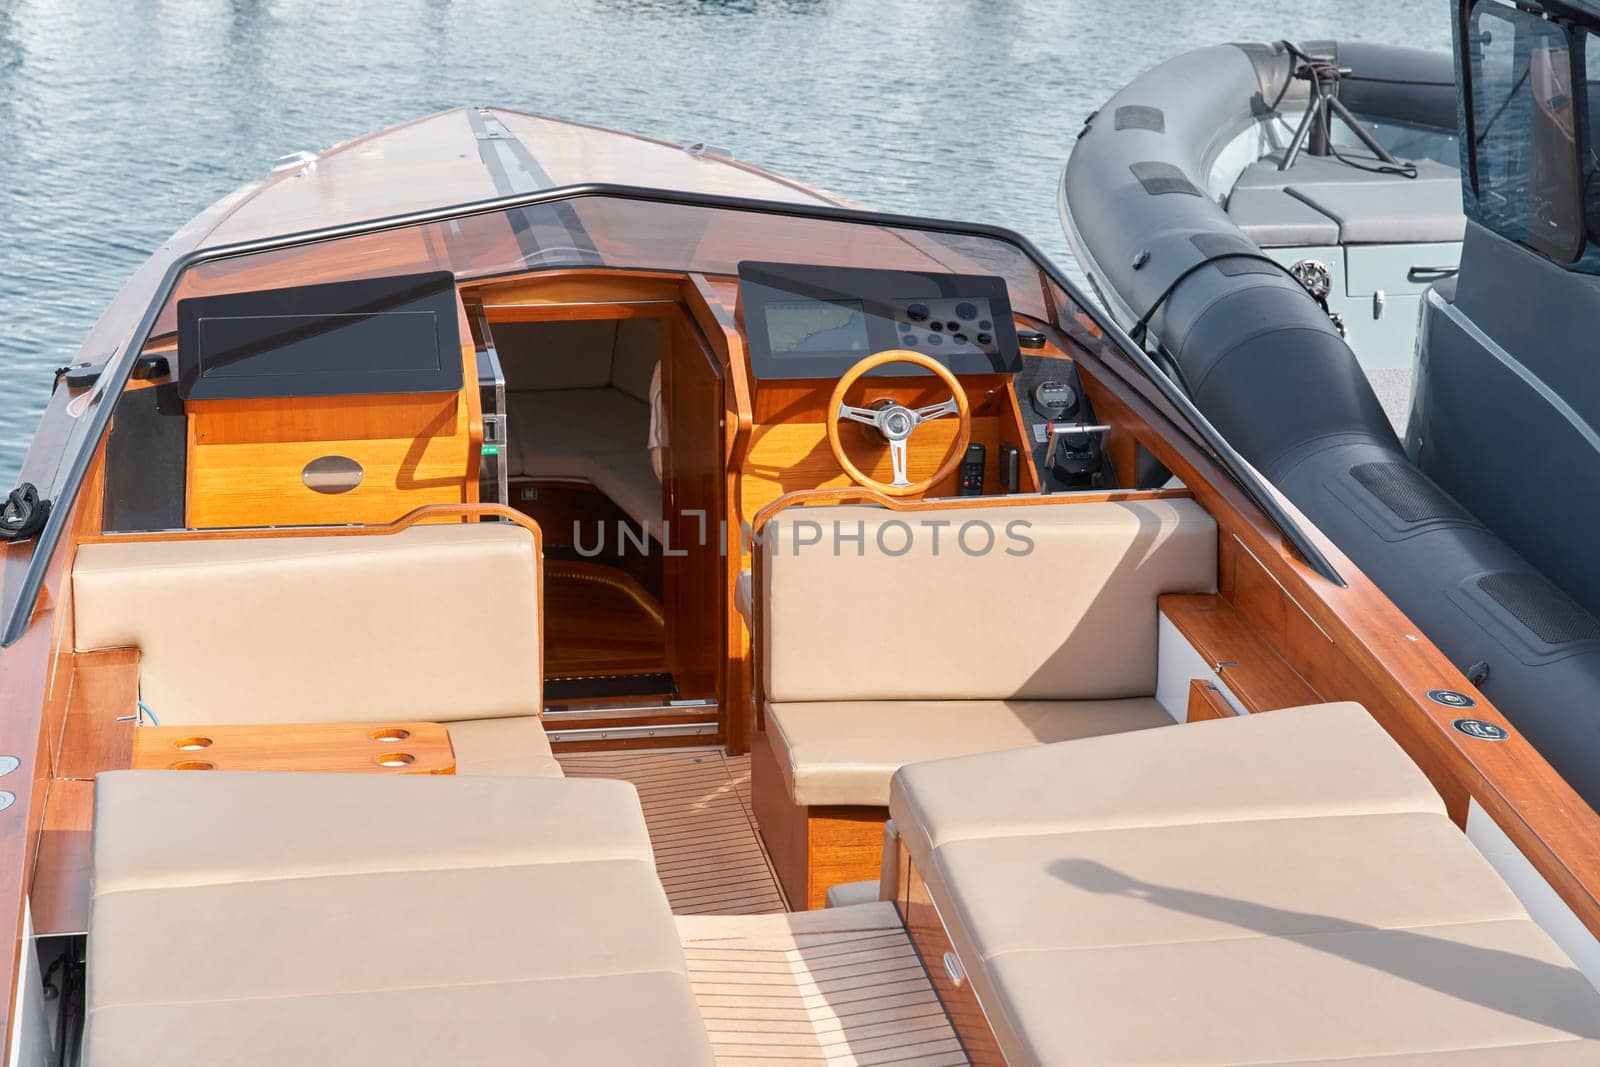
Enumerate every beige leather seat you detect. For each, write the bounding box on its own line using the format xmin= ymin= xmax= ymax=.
xmin=889 ymin=703 xmax=1600 ymax=1065
xmin=500 ymin=317 xmax=663 ymax=536
xmin=83 ymin=771 xmax=714 ymax=1065
xmin=760 ymin=499 xmax=1217 ymax=807
xmin=72 ymin=523 xmax=561 ymax=778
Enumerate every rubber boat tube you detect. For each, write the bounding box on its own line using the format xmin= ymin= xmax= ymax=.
xmin=1062 ymin=41 xmax=1600 ymax=810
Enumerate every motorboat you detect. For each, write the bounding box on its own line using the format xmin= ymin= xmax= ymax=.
xmin=1061 ymin=7 xmax=1600 ymax=819
xmin=1063 ymin=39 xmax=1461 ymax=376
xmin=1 ymin=106 xmax=1597 ymax=1064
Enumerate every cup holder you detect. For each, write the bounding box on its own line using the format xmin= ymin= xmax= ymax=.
xmin=174 ymin=736 xmax=213 ymax=751
xmin=375 ymin=752 xmax=416 ymax=769
xmin=370 ymin=728 xmax=411 ymax=743
xmin=172 ymin=760 xmax=216 ymax=771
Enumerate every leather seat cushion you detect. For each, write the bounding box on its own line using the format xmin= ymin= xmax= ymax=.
xmin=446 ymin=716 xmax=563 ymax=778
xmin=766 ymin=697 xmax=1174 ymax=807
xmin=85 ymin=771 xmax=714 ymax=1066
xmin=761 ymin=500 xmax=1217 ymax=703
xmin=890 ymin=702 xmax=1445 ymax=865
xmin=73 ymin=524 xmax=542 ymax=727
xmin=887 ymin=704 xmax=1600 ymax=1065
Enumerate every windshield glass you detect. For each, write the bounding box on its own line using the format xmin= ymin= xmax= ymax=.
xmin=150 ymin=194 xmax=1054 ymax=340
xmin=0 ymin=190 xmax=1062 ymax=638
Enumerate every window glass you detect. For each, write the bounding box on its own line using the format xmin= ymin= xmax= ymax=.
xmin=1583 ymin=32 xmax=1600 ymax=246
xmin=1468 ymin=0 xmax=1584 ymax=261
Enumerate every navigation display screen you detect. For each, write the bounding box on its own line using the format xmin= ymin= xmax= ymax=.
xmin=738 ymin=261 xmax=1020 ymax=380
xmin=765 ymin=299 xmax=871 ymax=355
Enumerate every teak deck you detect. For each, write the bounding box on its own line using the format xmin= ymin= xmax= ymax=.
xmin=678 ymin=903 xmax=969 ymax=1066
xmin=558 ymin=748 xmax=786 ymax=916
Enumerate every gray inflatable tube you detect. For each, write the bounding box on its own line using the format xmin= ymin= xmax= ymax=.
xmin=1062 ymin=41 xmax=1600 ymax=811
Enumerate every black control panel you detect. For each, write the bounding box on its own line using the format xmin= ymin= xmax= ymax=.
xmin=737 ymin=261 xmax=1021 ymax=380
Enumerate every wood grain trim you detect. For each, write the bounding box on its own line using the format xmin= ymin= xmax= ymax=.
xmin=1161 ymin=593 xmax=1320 ymax=713
xmin=897 ymin=839 xmax=1006 ymax=1064
xmin=78 ymin=503 xmax=542 ymax=544
xmin=55 ymin=648 xmax=139 ymax=781
xmin=482 ymin=300 xmax=678 ymax=323
xmin=131 ymin=721 xmax=455 ymax=775
xmin=1186 ymin=678 xmax=1235 ymax=723
xmin=750 ymin=485 xmax=1193 ymax=534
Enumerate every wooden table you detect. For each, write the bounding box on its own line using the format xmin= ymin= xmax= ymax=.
xmin=131 ymin=721 xmax=456 ymax=774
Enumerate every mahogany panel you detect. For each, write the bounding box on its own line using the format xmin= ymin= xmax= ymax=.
xmin=661 ymin=312 xmax=725 ymax=707
xmin=1187 ymin=678 xmax=1235 ymax=723
xmin=185 ymin=343 xmax=481 ymax=529
xmin=56 ymin=648 xmax=139 ymax=780
xmin=31 ymin=779 xmax=92 ymax=937
xmin=898 ymin=840 xmax=1006 ymax=1065
xmin=1160 ymin=593 xmax=1319 ymax=713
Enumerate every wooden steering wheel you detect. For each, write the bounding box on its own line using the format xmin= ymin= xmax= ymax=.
xmin=825 ymin=349 xmax=972 ymax=497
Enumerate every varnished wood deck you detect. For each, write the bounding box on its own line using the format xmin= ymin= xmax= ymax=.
xmin=556 ymin=748 xmax=787 ymax=915
xmin=678 ymin=903 xmax=970 ymax=1065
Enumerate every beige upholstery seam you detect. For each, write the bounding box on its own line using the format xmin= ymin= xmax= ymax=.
xmin=915 ymin=805 xmax=1453 ymax=852
xmin=87 ymin=966 xmax=696 ymax=1013
xmin=977 ymin=916 xmax=1549 ymax=961
xmin=1244 ymin=1035 xmax=1591 ymax=1065
xmin=90 ymin=854 xmax=657 ymax=898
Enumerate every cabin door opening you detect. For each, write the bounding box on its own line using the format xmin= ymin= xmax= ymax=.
xmin=481 ymin=306 xmax=725 ymax=720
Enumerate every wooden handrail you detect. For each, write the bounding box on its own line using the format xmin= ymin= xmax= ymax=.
xmin=77 ymin=503 xmax=543 ymax=545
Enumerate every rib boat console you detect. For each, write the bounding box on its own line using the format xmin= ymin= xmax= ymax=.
xmin=0 ymin=108 xmax=1597 ymax=1064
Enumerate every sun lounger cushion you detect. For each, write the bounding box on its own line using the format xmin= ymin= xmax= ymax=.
xmin=889 ymin=703 xmax=1600 ymax=1065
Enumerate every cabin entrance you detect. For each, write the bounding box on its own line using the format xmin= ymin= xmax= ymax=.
xmin=470 ymin=290 xmax=725 ymax=733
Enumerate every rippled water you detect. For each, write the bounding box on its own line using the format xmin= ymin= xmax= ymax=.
xmin=0 ymin=0 xmax=1449 ymax=485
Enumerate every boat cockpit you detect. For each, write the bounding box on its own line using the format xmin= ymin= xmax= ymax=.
xmin=4 ymin=168 xmax=1600 ymax=1063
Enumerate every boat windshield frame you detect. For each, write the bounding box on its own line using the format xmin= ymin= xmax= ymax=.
xmin=0 ymin=183 xmax=1342 ymax=646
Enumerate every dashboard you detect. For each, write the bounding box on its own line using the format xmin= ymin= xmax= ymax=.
xmin=737 ymin=262 xmax=1022 ymax=380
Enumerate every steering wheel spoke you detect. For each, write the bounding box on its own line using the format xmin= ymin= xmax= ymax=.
xmin=838 ymin=403 xmax=881 ymax=427
xmin=888 ymin=438 xmax=911 ymax=488
xmin=913 ymin=398 xmax=960 ymax=423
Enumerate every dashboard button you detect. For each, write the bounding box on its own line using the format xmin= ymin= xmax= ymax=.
xmin=978 ymin=319 xmax=992 ymax=330
xmin=955 ymin=302 xmax=977 ymax=320
xmin=929 ymin=321 xmax=943 ymax=331
xmin=946 ymin=320 xmax=961 ymax=331
xmin=926 ymin=334 xmax=942 ymax=346
xmin=952 ymin=332 xmax=969 ymax=344
xmin=976 ymin=332 xmax=993 ymax=345
xmin=905 ymin=303 xmax=930 ymax=322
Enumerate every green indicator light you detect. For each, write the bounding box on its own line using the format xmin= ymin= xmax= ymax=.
xmin=482 ymin=445 xmax=500 ymax=456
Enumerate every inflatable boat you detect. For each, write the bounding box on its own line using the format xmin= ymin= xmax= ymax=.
xmin=1064 ymin=40 xmax=1461 ymax=373
xmin=1061 ymin=36 xmax=1600 ymax=812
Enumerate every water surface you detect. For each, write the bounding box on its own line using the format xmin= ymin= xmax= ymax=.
xmin=0 ymin=0 xmax=1449 ymax=484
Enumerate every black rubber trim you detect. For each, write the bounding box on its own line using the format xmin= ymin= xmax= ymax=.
xmin=1191 ymin=233 xmax=1280 ymax=277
